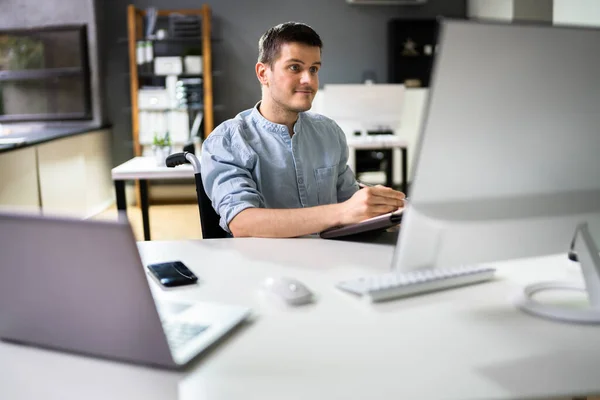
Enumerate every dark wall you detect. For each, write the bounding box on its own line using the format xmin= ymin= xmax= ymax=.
xmin=97 ymin=0 xmax=466 ymax=165
xmin=0 ymin=0 xmax=103 ymax=126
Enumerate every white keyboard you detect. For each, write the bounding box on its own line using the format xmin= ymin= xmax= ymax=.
xmin=336 ymin=266 xmax=496 ymax=302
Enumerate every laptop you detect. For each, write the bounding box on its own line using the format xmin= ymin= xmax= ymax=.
xmin=0 ymin=211 xmax=251 ymax=369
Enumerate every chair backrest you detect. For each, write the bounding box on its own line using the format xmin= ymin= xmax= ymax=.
xmin=194 ymin=171 xmax=229 ymax=239
xmin=166 ymin=152 xmax=229 ymax=239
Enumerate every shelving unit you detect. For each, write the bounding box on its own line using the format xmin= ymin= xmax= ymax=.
xmin=387 ymin=19 xmax=438 ymax=88
xmin=126 ymin=5 xmax=215 ymax=157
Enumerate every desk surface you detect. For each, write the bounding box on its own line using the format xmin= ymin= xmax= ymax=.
xmin=111 ymin=156 xmax=194 ymax=180
xmin=347 ymin=135 xmax=408 ymax=149
xmin=2 ymin=237 xmax=599 ymax=400
xmin=0 ymin=123 xmax=110 ymax=154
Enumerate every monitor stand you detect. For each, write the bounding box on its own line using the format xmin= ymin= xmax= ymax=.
xmin=515 ymin=222 xmax=600 ymax=324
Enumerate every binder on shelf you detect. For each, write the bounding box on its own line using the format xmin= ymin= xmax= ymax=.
xmin=168 ymin=14 xmax=202 ymax=38
xmin=168 ymin=110 xmax=190 ymax=144
xmin=190 ymin=111 xmax=203 ymax=139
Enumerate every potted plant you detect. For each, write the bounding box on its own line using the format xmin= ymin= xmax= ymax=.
xmin=152 ymin=131 xmax=172 ymax=166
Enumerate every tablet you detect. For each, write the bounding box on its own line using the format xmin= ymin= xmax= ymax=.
xmin=319 ymin=208 xmax=404 ymax=239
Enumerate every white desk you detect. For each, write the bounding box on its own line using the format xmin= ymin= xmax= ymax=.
xmin=111 ymin=156 xmax=194 ymax=240
xmin=2 ymin=238 xmax=599 ymax=400
xmin=347 ymin=136 xmax=408 ymax=192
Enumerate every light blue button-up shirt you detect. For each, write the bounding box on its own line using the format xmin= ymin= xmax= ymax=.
xmin=201 ymin=102 xmax=359 ymax=233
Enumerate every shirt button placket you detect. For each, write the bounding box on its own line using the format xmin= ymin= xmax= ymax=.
xmin=291 ymin=137 xmax=308 ymax=207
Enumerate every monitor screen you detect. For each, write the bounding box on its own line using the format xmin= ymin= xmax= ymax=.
xmin=394 ymin=20 xmax=600 ymax=271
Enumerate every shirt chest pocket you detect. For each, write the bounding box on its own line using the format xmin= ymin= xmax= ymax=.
xmin=314 ymin=165 xmax=338 ymax=205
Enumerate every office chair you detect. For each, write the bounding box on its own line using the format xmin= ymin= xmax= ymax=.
xmin=165 ymin=152 xmax=229 ymax=239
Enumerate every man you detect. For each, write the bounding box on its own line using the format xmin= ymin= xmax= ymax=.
xmin=201 ymin=22 xmax=405 ymax=238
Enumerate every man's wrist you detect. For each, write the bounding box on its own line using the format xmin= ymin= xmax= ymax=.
xmin=326 ymin=202 xmax=345 ymax=227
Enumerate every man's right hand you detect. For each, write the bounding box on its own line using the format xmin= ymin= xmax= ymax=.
xmin=338 ymin=185 xmax=406 ymax=226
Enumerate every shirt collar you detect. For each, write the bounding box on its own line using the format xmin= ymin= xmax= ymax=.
xmin=250 ymin=101 xmax=304 ymax=136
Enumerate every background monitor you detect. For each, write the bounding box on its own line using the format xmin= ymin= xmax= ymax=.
xmin=320 ymin=83 xmax=405 ymax=134
xmin=394 ymin=20 xmax=600 ymax=271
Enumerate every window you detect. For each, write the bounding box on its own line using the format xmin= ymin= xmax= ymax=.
xmin=0 ymin=25 xmax=92 ymax=122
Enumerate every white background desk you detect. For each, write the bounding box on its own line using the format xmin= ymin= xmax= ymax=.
xmin=111 ymin=156 xmax=194 ymax=240
xmin=347 ymin=136 xmax=409 ymax=193
xmin=2 ymin=238 xmax=600 ymax=399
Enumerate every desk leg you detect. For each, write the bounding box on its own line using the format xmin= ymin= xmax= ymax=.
xmin=139 ymin=179 xmax=151 ymax=241
xmin=401 ymin=147 xmax=408 ymax=194
xmin=115 ymin=180 xmax=126 ymax=211
xmin=114 ymin=180 xmax=129 ymax=224
xmin=385 ymin=150 xmax=394 ymax=188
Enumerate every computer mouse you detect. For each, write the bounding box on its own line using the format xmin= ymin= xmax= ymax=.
xmin=262 ymin=276 xmax=314 ymax=306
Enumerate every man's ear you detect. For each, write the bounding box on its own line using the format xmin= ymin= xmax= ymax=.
xmin=256 ymin=62 xmax=269 ymax=86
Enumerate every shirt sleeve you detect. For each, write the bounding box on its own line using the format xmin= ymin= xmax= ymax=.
xmin=200 ymin=132 xmax=265 ymax=233
xmin=334 ymin=123 xmax=359 ymax=202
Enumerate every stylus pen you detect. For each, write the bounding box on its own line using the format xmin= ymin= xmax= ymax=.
xmin=358 ymin=181 xmax=409 ymax=203
xmin=358 ymin=181 xmax=408 ymax=193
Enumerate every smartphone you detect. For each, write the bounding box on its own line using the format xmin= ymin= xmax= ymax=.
xmin=147 ymin=261 xmax=198 ymax=288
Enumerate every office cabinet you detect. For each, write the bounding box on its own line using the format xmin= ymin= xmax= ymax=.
xmin=0 ymin=147 xmax=40 ymax=209
xmin=37 ymin=129 xmax=113 ymax=217
xmin=0 ymin=129 xmax=113 ymax=217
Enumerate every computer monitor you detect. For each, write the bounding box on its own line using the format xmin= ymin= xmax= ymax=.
xmin=320 ymin=84 xmax=405 ymax=133
xmin=393 ymin=20 xmax=600 ymax=272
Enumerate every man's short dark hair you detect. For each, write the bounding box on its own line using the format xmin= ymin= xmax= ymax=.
xmin=258 ymin=22 xmax=322 ymax=67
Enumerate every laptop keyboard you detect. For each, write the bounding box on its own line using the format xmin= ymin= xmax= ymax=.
xmin=163 ymin=322 xmax=209 ymax=350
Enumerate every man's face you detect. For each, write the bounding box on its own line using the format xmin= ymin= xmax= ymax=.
xmin=259 ymin=42 xmax=321 ymax=113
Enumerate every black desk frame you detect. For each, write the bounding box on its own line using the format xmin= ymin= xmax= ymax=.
xmin=114 ymin=179 xmax=151 ymax=241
